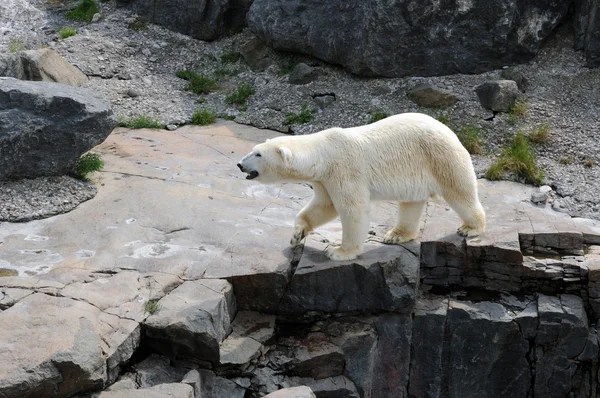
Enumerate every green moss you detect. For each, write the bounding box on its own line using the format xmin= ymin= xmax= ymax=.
xmin=485 ymin=132 xmax=544 ymax=186
xmin=191 ymin=108 xmax=217 ymax=126
xmin=8 ymin=38 xmax=25 ymax=53
xmin=455 ymin=125 xmax=483 ymax=155
xmin=66 ymin=0 xmax=100 ymax=22
xmin=118 ymin=114 xmax=163 ymax=129
xmin=225 ymin=83 xmax=255 ymax=106
xmin=144 ymin=300 xmax=161 ymax=314
xmin=59 ymin=27 xmax=77 ymax=39
xmin=73 ymin=153 xmax=104 ymax=180
xmin=176 ymin=70 xmax=219 ymax=95
xmin=285 ymin=104 xmax=314 ymax=125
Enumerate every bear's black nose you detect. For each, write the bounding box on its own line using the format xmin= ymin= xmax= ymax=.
xmin=237 ymin=163 xmax=244 ymax=172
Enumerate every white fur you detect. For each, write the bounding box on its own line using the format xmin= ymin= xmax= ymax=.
xmin=238 ymin=113 xmax=486 ymax=261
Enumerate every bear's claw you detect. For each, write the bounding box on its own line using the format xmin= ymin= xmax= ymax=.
xmin=290 ymin=228 xmax=307 ymax=247
xmin=457 ymin=224 xmax=483 ymax=237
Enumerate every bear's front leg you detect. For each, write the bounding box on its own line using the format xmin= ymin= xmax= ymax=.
xmin=325 ymin=192 xmax=370 ymax=261
xmin=290 ymin=182 xmax=338 ymax=247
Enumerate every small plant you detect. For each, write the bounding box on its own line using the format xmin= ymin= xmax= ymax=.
xmin=509 ymin=98 xmax=528 ymax=117
xmin=8 ymin=38 xmax=25 ymax=53
xmin=118 ymin=114 xmax=163 ymax=129
xmin=128 ymin=20 xmax=147 ymax=31
xmin=528 ymin=123 xmax=551 ymax=144
xmin=59 ymin=27 xmax=77 ymax=39
xmin=214 ymin=67 xmax=235 ymax=79
xmin=221 ymin=114 xmax=236 ymax=121
xmin=285 ymin=104 xmax=314 ymax=125
xmin=558 ymin=156 xmax=573 ymax=165
xmin=584 ymin=159 xmax=594 ymax=168
xmin=369 ymin=111 xmax=390 ymax=124
xmin=144 ymin=300 xmax=161 ymax=315
xmin=485 ymin=132 xmax=544 ymax=186
xmin=278 ymin=60 xmax=297 ymax=76
xmin=436 ymin=112 xmax=452 ymax=126
xmin=220 ymin=51 xmax=241 ymax=64
xmin=455 ymin=125 xmax=483 ymax=155
xmin=66 ymin=0 xmax=100 ymax=22
xmin=176 ymin=70 xmax=219 ymax=95
xmin=225 ymin=83 xmax=255 ymax=106
xmin=74 ymin=153 xmax=104 ymax=180
xmin=191 ymin=108 xmax=217 ymax=126
xmin=196 ymin=98 xmax=206 ymax=104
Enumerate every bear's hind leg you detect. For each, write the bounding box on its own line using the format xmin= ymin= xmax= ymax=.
xmin=384 ymin=200 xmax=426 ymax=244
xmin=445 ymin=196 xmax=486 ymax=237
xmin=291 ymin=182 xmax=338 ymax=247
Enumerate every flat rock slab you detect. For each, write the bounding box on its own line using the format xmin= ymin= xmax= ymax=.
xmin=96 ymin=383 xmax=194 ymax=398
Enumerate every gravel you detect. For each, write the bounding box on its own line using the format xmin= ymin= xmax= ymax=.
xmin=1 ymin=0 xmax=599 ymax=221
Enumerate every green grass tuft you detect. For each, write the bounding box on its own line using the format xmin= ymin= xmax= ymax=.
xmin=278 ymin=60 xmax=297 ymax=76
xmin=485 ymin=132 xmax=544 ymax=186
xmin=191 ymin=108 xmax=217 ymax=126
xmin=225 ymin=83 xmax=255 ymax=106
xmin=455 ymin=125 xmax=483 ymax=155
xmin=528 ymin=123 xmax=551 ymax=144
xmin=59 ymin=27 xmax=77 ymax=39
xmin=118 ymin=114 xmax=163 ymax=129
xmin=66 ymin=0 xmax=100 ymax=22
xmin=8 ymin=38 xmax=25 ymax=53
xmin=369 ymin=111 xmax=390 ymax=124
xmin=144 ymin=300 xmax=161 ymax=315
xmin=74 ymin=153 xmax=104 ymax=180
xmin=176 ymin=70 xmax=219 ymax=95
xmin=436 ymin=112 xmax=452 ymax=126
xmin=220 ymin=51 xmax=241 ymax=64
xmin=128 ymin=20 xmax=147 ymax=30
xmin=509 ymin=98 xmax=528 ymax=117
xmin=558 ymin=156 xmax=573 ymax=165
xmin=285 ymin=104 xmax=314 ymax=125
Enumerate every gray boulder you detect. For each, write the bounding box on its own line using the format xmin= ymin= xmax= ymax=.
xmin=574 ymin=0 xmax=600 ymax=67
xmin=264 ymin=386 xmax=316 ymax=398
xmin=500 ymin=68 xmax=529 ymax=92
xmin=407 ymin=83 xmax=458 ymax=108
xmin=97 ymin=383 xmax=194 ymax=398
xmin=247 ymin=0 xmax=571 ymax=77
xmin=288 ymin=63 xmax=318 ymax=85
xmin=475 ymin=80 xmax=520 ymax=112
xmin=0 ymin=49 xmax=87 ymax=86
xmin=0 ymin=77 xmax=116 ymax=180
xmin=130 ymin=0 xmax=253 ymax=41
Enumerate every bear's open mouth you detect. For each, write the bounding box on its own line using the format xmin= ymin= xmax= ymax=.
xmin=246 ymin=171 xmax=259 ymax=180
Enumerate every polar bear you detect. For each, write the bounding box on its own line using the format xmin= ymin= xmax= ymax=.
xmin=237 ymin=112 xmax=486 ymax=261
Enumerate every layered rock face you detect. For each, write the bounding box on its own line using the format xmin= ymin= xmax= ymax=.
xmin=0 ymin=78 xmax=116 ymax=180
xmin=247 ymin=0 xmax=571 ymax=77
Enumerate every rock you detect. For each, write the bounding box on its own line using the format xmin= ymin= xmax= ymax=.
xmin=219 ymin=334 xmax=263 ymax=366
xmin=264 ymin=386 xmax=316 ymax=398
xmin=92 ymin=13 xmax=102 ymax=23
xmin=130 ymin=0 xmax=252 ymax=41
xmin=500 ymin=68 xmax=528 ymax=92
xmin=131 ymin=354 xmax=189 ymax=388
xmin=230 ymin=311 xmax=275 ymax=344
xmin=574 ymin=0 xmax=600 ymax=67
xmin=531 ymin=191 xmax=549 ymax=204
xmin=96 ymin=383 xmax=194 ymax=398
xmin=0 ymin=77 xmax=116 ymax=180
xmin=540 ymin=185 xmax=553 ymax=193
xmin=166 ymin=124 xmax=178 ymax=131
xmin=240 ymin=38 xmax=273 ymax=71
xmin=188 ymin=369 xmax=246 ymax=398
xmin=0 ymin=293 xmax=138 ymax=397
xmin=277 ymin=241 xmax=418 ymax=316
xmin=0 ymin=48 xmax=87 ymax=86
xmin=290 ymin=375 xmax=360 ymax=398
xmin=126 ymin=88 xmax=140 ymax=97
xmin=247 ymin=0 xmax=570 ymax=77
xmin=475 ymin=80 xmax=520 ymax=112
xmin=236 ymin=108 xmax=289 ymax=133
xmin=407 ymin=83 xmax=458 ymax=108
xmin=288 ymin=63 xmax=318 ymax=85
xmin=313 ymin=94 xmax=335 ymax=110
xmin=144 ymin=279 xmax=236 ymax=364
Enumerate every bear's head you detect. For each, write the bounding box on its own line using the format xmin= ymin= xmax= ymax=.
xmin=237 ymin=138 xmax=306 ymax=183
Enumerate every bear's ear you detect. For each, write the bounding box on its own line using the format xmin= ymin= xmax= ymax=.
xmin=278 ymin=146 xmax=292 ymax=163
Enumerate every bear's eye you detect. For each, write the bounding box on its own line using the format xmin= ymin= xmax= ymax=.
xmin=255 ymin=153 xmax=262 ymax=157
